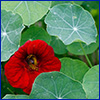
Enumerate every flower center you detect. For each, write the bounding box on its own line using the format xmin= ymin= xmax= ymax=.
xmin=26 ymin=54 xmax=38 ymax=71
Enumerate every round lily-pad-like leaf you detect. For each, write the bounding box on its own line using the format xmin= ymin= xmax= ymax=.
xmin=60 ymin=57 xmax=89 ymax=82
xmin=67 ymin=35 xmax=99 ymax=55
xmin=50 ymin=36 xmax=67 ymax=54
xmin=1 ymin=10 xmax=24 ymax=62
xmin=1 ymin=1 xmax=51 ymax=26
xmin=30 ymin=72 xmax=86 ymax=99
xmin=45 ymin=3 xmax=97 ymax=45
xmin=20 ymin=26 xmax=51 ymax=45
xmin=82 ymin=65 xmax=99 ymax=99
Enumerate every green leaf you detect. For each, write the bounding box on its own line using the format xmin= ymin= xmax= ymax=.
xmin=60 ymin=57 xmax=89 ymax=83
xmin=91 ymin=9 xmax=99 ymax=33
xmin=51 ymin=1 xmax=69 ymax=7
xmin=1 ymin=80 xmax=26 ymax=98
xmin=1 ymin=80 xmax=11 ymax=98
xmin=67 ymin=35 xmax=99 ymax=55
xmin=50 ymin=36 xmax=67 ymax=54
xmin=30 ymin=72 xmax=86 ymax=99
xmin=82 ymin=1 xmax=99 ymax=11
xmin=3 ymin=72 xmax=86 ymax=99
xmin=45 ymin=3 xmax=97 ymax=45
xmin=1 ymin=1 xmax=51 ymax=26
xmin=51 ymin=1 xmax=83 ymax=7
xmin=71 ymin=1 xmax=84 ymax=5
xmin=1 ymin=10 xmax=24 ymax=62
xmin=21 ymin=26 xmax=51 ymax=45
xmin=3 ymin=94 xmax=29 ymax=99
xmin=82 ymin=65 xmax=99 ymax=99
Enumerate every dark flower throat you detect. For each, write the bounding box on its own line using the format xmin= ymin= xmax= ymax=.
xmin=26 ymin=54 xmax=38 ymax=71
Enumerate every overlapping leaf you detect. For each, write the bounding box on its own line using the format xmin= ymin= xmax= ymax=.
xmin=30 ymin=72 xmax=86 ymax=99
xmin=1 ymin=1 xmax=51 ymax=25
xmin=21 ymin=26 xmax=51 ymax=45
xmin=60 ymin=57 xmax=89 ymax=82
xmin=1 ymin=10 xmax=24 ymax=61
xmin=67 ymin=35 xmax=99 ymax=55
xmin=83 ymin=65 xmax=99 ymax=99
xmin=50 ymin=36 xmax=67 ymax=54
xmin=45 ymin=3 xmax=97 ymax=45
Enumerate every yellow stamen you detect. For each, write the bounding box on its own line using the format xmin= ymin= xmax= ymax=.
xmin=26 ymin=54 xmax=38 ymax=71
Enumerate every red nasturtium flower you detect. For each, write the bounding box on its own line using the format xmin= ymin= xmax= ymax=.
xmin=4 ymin=40 xmax=61 ymax=94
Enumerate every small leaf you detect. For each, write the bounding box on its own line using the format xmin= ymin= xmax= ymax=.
xmin=21 ymin=26 xmax=51 ymax=45
xmin=60 ymin=57 xmax=89 ymax=82
xmin=82 ymin=65 xmax=99 ymax=99
xmin=67 ymin=35 xmax=99 ymax=55
xmin=1 ymin=1 xmax=51 ymax=26
xmin=50 ymin=36 xmax=67 ymax=54
xmin=3 ymin=94 xmax=29 ymax=99
xmin=1 ymin=10 xmax=24 ymax=62
xmin=45 ymin=3 xmax=97 ymax=45
xmin=30 ymin=72 xmax=86 ymax=99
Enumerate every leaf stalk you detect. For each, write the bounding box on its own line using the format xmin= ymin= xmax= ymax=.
xmin=79 ymin=42 xmax=92 ymax=68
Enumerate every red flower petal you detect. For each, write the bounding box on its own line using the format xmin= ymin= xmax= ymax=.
xmin=27 ymin=40 xmax=54 ymax=59
xmin=22 ymin=71 xmax=40 ymax=94
xmin=4 ymin=40 xmax=61 ymax=94
xmin=14 ymin=40 xmax=31 ymax=59
xmin=41 ymin=57 xmax=61 ymax=72
xmin=5 ymin=56 xmax=29 ymax=88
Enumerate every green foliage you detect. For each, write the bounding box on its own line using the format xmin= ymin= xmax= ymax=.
xmin=51 ymin=1 xmax=84 ymax=7
xmin=45 ymin=3 xmax=97 ymax=45
xmin=82 ymin=65 xmax=99 ymax=99
xmin=21 ymin=25 xmax=51 ymax=45
xmin=3 ymin=94 xmax=29 ymax=99
xmin=60 ymin=57 xmax=89 ymax=82
xmin=3 ymin=72 xmax=86 ymax=99
xmin=1 ymin=81 xmax=26 ymax=98
xmin=1 ymin=1 xmax=99 ymax=99
xmin=50 ymin=36 xmax=67 ymax=54
xmin=1 ymin=80 xmax=13 ymax=98
xmin=1 ymin=10 xmax=24 ymax=62
xmin=30 ymin=72 xmax=86 ymax=99
xmin=1 ymin=1 xmax=51 ymax=25
xmin=72 ymin=1 xmax=84 ymax=5
xmin=82 ymin=1 xmax=99 ymax=11
xmin=67 ymin=35 xmax=99 ymax=55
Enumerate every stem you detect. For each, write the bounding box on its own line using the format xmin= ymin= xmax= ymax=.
xmin=79 ymin=42 xmax=93 ymax=68
xmin=95 ymin=49 xmax=99 ymax=64
xmin=7 ymin=87 xmax=14 ymax=94
xmin=88 ymin=54 xmax=94 ymax=66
